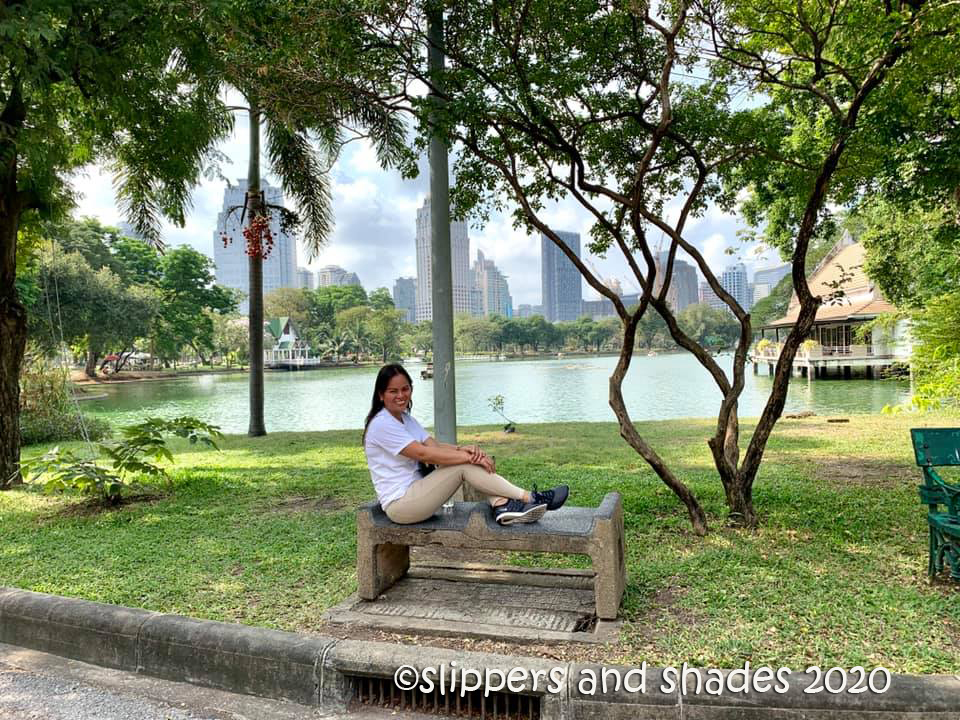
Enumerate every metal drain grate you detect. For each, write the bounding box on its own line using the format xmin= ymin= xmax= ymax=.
xmin=348 ymin=673 xmax=541 ymax=719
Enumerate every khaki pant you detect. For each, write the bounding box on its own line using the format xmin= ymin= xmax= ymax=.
xmin=384 ymin=463 xmax=527 ymax=524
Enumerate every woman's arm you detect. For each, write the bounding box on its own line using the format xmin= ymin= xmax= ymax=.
xmin=400 ymin=440 xmax=495 ymax=473
xmin=424 ymin=437 xmax=486 ymax=464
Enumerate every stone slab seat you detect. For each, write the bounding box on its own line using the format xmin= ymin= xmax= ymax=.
xmin=356 ymin=492 xmax=626 ymax=620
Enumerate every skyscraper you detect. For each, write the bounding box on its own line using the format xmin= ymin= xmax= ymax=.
xmin=655 ymin=251 xmax=700 ymax=312
xmin=472 ymin=250 xmax=513 ymax=317
xmin=752 ymin=263 xmax=791 ymax=302
xmin=392 ymin=277 xmax=416 ymax=323
xmin=213 ymin=180 xmax=298 ymax=313
xmin=699 ymin=280 xmax=725 ymax=311
xmin=316 ymin=265 xmax=362 ymax=288
xmin=541 ymin=231 xmax=582 ymax=322
xmin=414 ymin=196 xmax=473 ymax=322
xmin=297 ymin=267 xmax=316 ymax=290
xmin=721 ymin=262 xmax=751 ymax=310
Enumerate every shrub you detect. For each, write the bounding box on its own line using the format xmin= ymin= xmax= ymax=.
xmin=19 ymin=351 xmax=111 ymax=446
xmin=23 ymin=416 xmax=222 ymax=504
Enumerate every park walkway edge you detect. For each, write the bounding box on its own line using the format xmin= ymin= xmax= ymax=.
xmin=1 ymin=586 xmax=958 ymax=718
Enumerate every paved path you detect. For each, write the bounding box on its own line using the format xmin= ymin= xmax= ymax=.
xmin=0 ymin=643 xmax=336 ymax=720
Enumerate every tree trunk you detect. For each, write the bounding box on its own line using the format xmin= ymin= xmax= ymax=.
xmin=0 ymin=80 xmax=25 ymax=488
xmin=0 ymin=211 xmax=26 ymax=489
xmin=247 ymin=101 xmax=266 ymax=437
xmin=610 ymin=311 xmax=708 ymax=535
xmin=85 ymin=350 xmax=99 ymax=378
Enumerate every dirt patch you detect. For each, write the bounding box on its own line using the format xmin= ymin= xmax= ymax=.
xmin=812 ymin=457 xmax=915 ymax=488
xmin=41 ymin=492 xmax=163 ymax=521
xmin=267 ymin=495 xmax=347 ymax=514
xmin=625 ymin=582 xmax=701 ymax=654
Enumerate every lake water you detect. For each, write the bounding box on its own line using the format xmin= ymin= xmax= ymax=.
xmin=82 ymin=354 xmax=911 ymax=434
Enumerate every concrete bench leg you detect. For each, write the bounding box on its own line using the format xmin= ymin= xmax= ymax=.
xmin=357 ymin=536 xmax=410 ymax=601
xmin=592 ymin=503 xmax=627 ymax=620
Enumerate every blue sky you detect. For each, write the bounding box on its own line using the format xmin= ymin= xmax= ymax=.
xmin=72 ymin=111 xmax=780 ymax=307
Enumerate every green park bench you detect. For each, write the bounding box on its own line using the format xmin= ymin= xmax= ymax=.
xmin=911 ymin=428 xmax=960 ymax=580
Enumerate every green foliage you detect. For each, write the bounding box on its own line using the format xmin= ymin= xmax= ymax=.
xmin=23 ymin=416 xmax=222 ymax=504
xmin=2 ymin=1 xmax=234 ymax=241
xmin=310 ymin=285 xmax=368 ymax=329
xmin=25 ymin=447 xmax=126 ymax=503
xmin=211 ymin=314 xmax=249 ymax=366
xmin=911 ymin=292 xmax=960 ymax=410
xmin=677 ymin=304 xmax=740 ymax=349
xmin=857 ymin=199 xmax=960 ymax=309
xmin=369 ymin=287 xmax=395 ymax=311
xmin=152 ymin=246 xmax=236 ymax=363
xmin=400 ymin=320 xmax=433 ymax=356
xmin=18 ymin=349 xmax=111 ymax=446
xmin=27 ymin=248 xmax=159 ymax=363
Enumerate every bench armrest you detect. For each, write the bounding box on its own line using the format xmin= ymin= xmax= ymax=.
xmin=928 ymin=467 xmax=960 ymax=516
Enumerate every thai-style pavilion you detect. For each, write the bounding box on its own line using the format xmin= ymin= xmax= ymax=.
xmin=752 ymin=239 xmax=911 ymax=379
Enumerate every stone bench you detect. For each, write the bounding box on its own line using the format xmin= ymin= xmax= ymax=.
xmin=356 ymin=492 xmax=626 ymax=620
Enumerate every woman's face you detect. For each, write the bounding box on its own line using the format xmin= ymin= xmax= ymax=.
xmin=380 ymin=373 xmax=412 ymax=416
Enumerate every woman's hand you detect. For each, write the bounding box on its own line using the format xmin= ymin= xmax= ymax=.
xmin=461 ymin=444 xmax=483 ymax=464
xmin=477 ymin=453 xmax=496 ymax=474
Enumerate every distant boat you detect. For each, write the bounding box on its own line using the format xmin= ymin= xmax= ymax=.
xmin=647 ymin=350 xmax=657 ymax=357
xmin=421 ymin=362 xmax=433 ymax=379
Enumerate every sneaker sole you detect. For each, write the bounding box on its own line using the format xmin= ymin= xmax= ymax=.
xmin=496 ymin=503 xmax=547 ymax=525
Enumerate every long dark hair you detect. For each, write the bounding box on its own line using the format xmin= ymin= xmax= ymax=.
xmin=362 ymin=363 xmax=414 ymax=444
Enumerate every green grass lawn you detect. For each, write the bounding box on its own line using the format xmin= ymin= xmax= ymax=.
xmin=2 ymin=411 xmax=959 ymax=673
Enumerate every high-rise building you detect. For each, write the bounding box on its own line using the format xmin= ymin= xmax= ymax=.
xmin=414 ymin=196 xmax=473 ymax=322
xmin=297 ymin=267 xmax=316 ymax=290
xmin=214 ymin=180 xmax=298 ymax=313
xmin=721 ymin=262 xmax=751 ymax=310
xmin=699 ymin=281 xmax=724 ymax=311
xmin=316 ymin=265 xmax=362 ymax=288
xmin=654 ymin=251 xmax=699 ymax=312
xmin=392 ymin=277 xmax=416 ymax=323
xmin=541 ymin=231 xmax=582 ymax=322
xmin=752 ymin=263 xmax=791 ymax=302
xmin=472 ymin=249 xmax=513 ymax=318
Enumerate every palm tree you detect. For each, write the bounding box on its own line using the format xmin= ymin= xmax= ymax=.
xmin=203 ymin=3 xmax=408 ymax=436
xmin=236 ymin=103 xmax=334 ymax=436
xmin=323 ymin=331 xmax=350 ymax=365
xmin=346 ymin=320 xmax=372 ymax=364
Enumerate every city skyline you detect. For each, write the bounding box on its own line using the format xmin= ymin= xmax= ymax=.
xmin=70 ymin=110 xmax=781 ymax=307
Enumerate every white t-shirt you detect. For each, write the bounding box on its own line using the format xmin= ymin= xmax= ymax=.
xmin=364 ymin=408 xmax=430 ymax=509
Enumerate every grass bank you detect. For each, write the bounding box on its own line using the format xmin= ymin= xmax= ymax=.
xmin=2 ymin=412 xmax=958 ymax=672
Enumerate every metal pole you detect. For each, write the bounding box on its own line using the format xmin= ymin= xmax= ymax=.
xmin=427 ymin=4 xmax=457 ymax=446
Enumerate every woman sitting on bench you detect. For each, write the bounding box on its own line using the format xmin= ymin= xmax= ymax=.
xmin=363 ymin=363 xmax=568 ymax=525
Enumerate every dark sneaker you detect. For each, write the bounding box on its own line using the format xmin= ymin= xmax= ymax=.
xmin=494 ymin=499 xmax=547 ymax=525
xmin=531 ymin=484 xmax=569 ymax=511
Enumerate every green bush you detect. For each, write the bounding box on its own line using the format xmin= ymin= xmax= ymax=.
xmin=24 ymin=416 xmax=222 ymax=504
xmin=19 ymin=351 xmax=111 ymax=446
xmin=20 ymin=411 xmax=111 ymax=447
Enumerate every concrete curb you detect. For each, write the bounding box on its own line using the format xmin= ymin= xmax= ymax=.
xmin=2 ymin=587 xmax=959 ymax=718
